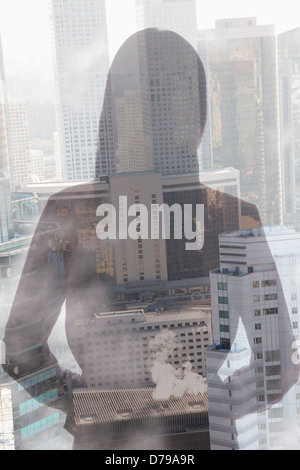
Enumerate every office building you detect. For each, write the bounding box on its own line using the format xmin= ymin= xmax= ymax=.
xmin=0 ymin=366 xmax=73 ymax=451
xmin=0 ymin=34 xmax=9 ymax=176
xmin=0 ymin=384 xmax=14 ymax=450
xmin=49 ymin=0 xmax=110 ymax=181
xmin=200 ymin=18 xmax=282 ymax=227
xmin=0 ymin=172 xmax=13 ymax=244
xmin=278 ymin=28 xmax=300 ymax=223
xmin=135 ymin=0 xmax=198 ymax=49
xmin=24 ymin=167 xmax=242 ymax=286
xmin=71 ymin=386 xmax=210 ymax=450
xmin=134 ymin=1 xmax=213 ymax=172
xmin=68 ymin=307 xmax=212 ymax=389
xmin=6 ymin=97 xmax=31 ymax=189
xmin=207 ymin=226 xmax=300 ymax=450
xmin=97 ymin=27 xmax=207 ymax=177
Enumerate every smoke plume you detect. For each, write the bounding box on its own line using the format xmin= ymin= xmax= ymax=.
xmin=149 ymin=329 xmax=206 ymax=401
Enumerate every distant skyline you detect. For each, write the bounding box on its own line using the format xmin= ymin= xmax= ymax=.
xmin=0 ymin=0 xmax=299 ymax=78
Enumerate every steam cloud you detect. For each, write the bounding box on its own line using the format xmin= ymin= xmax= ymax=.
xmin=149 ymin=329 xmax=206 ymax=401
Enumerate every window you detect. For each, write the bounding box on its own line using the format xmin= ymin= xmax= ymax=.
xmin=255 ymin=324 xmax=262 ymax=330
xmin=265 ymin=350 xmax=280 ymax=362
xmin=253 ymin=295 xmax=260 ymax=302
xmin=262 ymin=280 xmax=277 ymax=287
xmin=219 ymin=310 xmax=229 ymax=319
xmin=220 ymin=325 xmax=230 ymax=333
xmin=253 ymin=281 xmax=259 ymax=288
xmin=263 ymin=308 xmax=278 ymax=315
xmin=262 ymin=294 xmax=277 ymax=301
xmin=218 ymin=282 xmax=227 ymax=291
xmin=254 ymin=309 xmax=261 ymax=317
xmin=220 ymin=338 xmax=231 ymax=350
xmin=219 ymin=296 xmax=228 ymax=305
xmin=254 ymin=337 xmax=262 ymax=345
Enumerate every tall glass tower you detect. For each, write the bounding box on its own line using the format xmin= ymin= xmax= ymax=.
xmin=49 ymin=0 xmax=110 ymax=181
xmin=201 ymin=18 xmax=282 ymax=227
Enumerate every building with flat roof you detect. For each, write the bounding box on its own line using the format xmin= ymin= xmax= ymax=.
xmin=24 ymin=167 xmax=242 ymax=286
xmin=68 ymin=306 xmax=212 ymax=389
xmin=207 ymin=226 xmax=300 ymax=450
xmin=70 ymin=386 xmax=210 ymax=450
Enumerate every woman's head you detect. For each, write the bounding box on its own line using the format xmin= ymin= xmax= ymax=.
xmin=96 ymin=28 xmax=207 ymax=177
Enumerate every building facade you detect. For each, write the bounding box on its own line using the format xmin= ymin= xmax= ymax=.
xmin=207 ymin=226 xmax=300 ymax=450
xmin=0 ymin=172 xmax=13 ymax=244
xmin=49 ymin=0 xmax=110 ymax=181
xmin=278 ymin=28 xmax=300 ymax=223
xmin=0 ymin=33 xmax=9 ymax=177
xmin=71 ymin=386 xmax=210 ymax=450
xmin=68 ymin=307 xmax=212 ymax=389
xmin=6 ymin=97 xmax=31 ymax=189
xmin=200 ymin=18 xmax=282 ymax=227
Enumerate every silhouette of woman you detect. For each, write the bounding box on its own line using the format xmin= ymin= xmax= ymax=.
xmin=3 ymin=28 xmax=299 ymax=449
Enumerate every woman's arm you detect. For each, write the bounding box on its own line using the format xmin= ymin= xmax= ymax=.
xmin=2 ymin=199 xmax=67 ymax=389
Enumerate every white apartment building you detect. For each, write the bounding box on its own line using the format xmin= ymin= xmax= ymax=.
xmin=207 ymin=226 xmax=300 ymax=450
xmin=49 ymin=0 xmax=110 ymax=181
xmin=68 ymin=307 xmax=212 ymax=390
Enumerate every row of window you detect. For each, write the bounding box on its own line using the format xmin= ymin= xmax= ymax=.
xmin=218 ymin=280 xmax=277 ymax=291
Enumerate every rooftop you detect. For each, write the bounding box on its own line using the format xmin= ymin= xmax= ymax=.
xmin=73 ymin=386 xmax=208 ymax=426
xmin=220 ymin=226 xmax=296 ymax=240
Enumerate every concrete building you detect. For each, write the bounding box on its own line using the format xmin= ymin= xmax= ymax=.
xmin=49 ymin=0 xmax=110 ymax=181
xmin=207 ymin=226 xmax=300 ymax=450
xmin=24 ymin=167 xmax=242 ymax=286
xmin=200 ymin=18 xmax=282 ymax=227
xmin=68 ymin=307 xmax=212 ymax=389
xmin=70 ymin=386 xmax=210 ymax=450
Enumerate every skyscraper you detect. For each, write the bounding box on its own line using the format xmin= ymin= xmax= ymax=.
xmin=49 ymin=0 xmax=110 ymax=181
xmin=134 ymin=1 xmax=211 ymax=174
xmin=6 ymin=97 xmax=31 ymax=189
xmin=135 ymin=0 xmax=198 ymax=49
xmin=0 ymin=33 xmax=9 ymax=177
xmin=97 ymin=28 xmax=207 ymax=177
xmin=200 ymin=18 xmax=282 ymax=227
xmin=278 ymin=28 xmax=300 ymax=223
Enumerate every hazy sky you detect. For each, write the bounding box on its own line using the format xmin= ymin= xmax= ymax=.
xmin=0 ymin=0 xmax=299 ymax=77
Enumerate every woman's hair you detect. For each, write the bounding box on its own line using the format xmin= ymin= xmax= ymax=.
xmin=95 ymin=28 xmax=207 ymax=177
